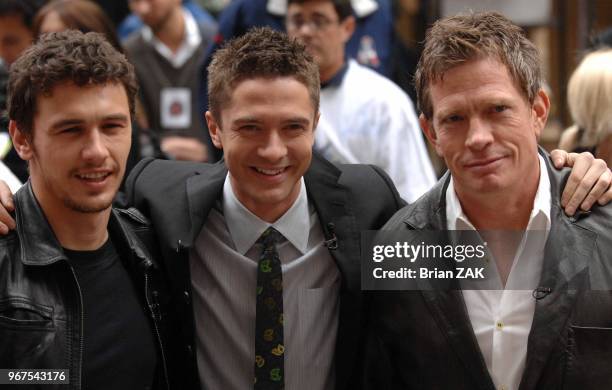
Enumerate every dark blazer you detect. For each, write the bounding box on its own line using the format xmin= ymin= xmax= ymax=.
xmin=124 ymin=153 xmax=405 ymax=389
xmin=363 ymin=152 xmax=612 ymax=390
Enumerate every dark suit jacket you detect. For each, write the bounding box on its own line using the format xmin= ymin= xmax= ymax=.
xmin=364 ymin=153 xmax=612 ymax=390
xmin=124 ymin=153 xmax=404 ymax=389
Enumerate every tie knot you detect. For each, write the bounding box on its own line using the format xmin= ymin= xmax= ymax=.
xmin=257 ymin=227 xmax=284 ymax=248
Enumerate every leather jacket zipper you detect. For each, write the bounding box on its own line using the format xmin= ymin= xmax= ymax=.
xmin=145 ymin=272 xmax=170 ymax=390
xmin=69 ymin=265 xmax=84 ymax=390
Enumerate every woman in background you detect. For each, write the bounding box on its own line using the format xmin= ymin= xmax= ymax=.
xmin=33 ymin=0 xmax=122 ymax=51
xmin=559 ymin=49 xmax=612 ymax=167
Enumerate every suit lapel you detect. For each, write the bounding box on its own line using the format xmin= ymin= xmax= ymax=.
xmin=305 ymin=157 xmax=360 ymax=290
xmin=184 ymin=161 xmax=228 ymax=247
xmin=140 ymin=161 xmax=227 ymax=383
xmin=407 ymin=174 xmax=495 ymax=389
xmin=162 ymin=161 xmax=225 ymax=298
xmin=304 ymin=156 xmax=362 ymax=390
xmin=519 ymin=206 xmax=595 ymax=390
xmin=160 ymin=161 xmax=226 ymax=288
xmin=519 ymin=153 xmax=598 ymax=389
xmin=421 ymin=289 xmax=496 ymax=389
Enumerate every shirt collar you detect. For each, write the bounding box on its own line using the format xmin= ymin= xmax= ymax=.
xmin=140 ymin=7 xmax=202 ymax=68
xmin=446 ymin=155 xmax=551 ymax=231
xmin=321 ymin=61 xmax=349 ymax=89
xmin=222 ymin=175 xmax=310 ymax=255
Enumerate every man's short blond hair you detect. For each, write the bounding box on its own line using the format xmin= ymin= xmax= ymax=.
xmin=415 ymin=11 xmax=542 ymax=119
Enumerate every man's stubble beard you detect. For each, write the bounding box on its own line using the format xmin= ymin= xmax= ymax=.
xmin=63 ymin=196 xmax=113 ymax=214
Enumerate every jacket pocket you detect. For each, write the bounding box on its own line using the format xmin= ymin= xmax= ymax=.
xmin=564 ymin=325 xmax=612 ymax=389
xmin=0 ymin=297 xmax=56 ymax=366
xmin=0 ymin=297 xmax=54 ymax=330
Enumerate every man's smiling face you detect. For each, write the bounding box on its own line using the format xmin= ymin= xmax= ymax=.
xmin=12 ymin=81 xmax=132 ymax=215
xmin=421 ymin=57 xmax=549 ymax=198
xmin=207 ymin=76 xmax=318 ymax=222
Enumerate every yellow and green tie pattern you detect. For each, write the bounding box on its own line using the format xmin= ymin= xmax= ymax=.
xmin=254 ymin=227 xmax=285 ymax=389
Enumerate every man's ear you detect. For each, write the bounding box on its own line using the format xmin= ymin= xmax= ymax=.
xmin=532 ymin=89 xmax=550 ymax=140
xmin=420 ymin=114 xmax=443 ymax=157
xmin=340 ymin=15 xmax=356 ymax=43
xmin=205 ymin=111 xmax=223 ymax=150
xmin=8 ymin=120 xmax=33 ymax=161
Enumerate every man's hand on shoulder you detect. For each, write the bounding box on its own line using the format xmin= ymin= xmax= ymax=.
xmin=550 ymin=149 xmax=612 ymax=215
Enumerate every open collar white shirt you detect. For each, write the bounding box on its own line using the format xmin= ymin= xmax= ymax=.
xmin=446 ymin=155 xmax=552 ymax=390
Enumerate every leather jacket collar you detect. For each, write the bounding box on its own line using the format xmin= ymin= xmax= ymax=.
xmin=14 ymin=181 xmax=155 ymax=269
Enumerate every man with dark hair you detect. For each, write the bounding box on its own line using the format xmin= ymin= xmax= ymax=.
xmin=118 ymin=0 xmax=216 ymax=39
xmin=286 ymin=0 xmax=436 ymax=202
xmin=124 ymin=0 xmax=216 ymax=162
xmin=365 ymin=12 xmax=612 ymax=389
xmin=1 ymin=30 xmax=175 ymax=389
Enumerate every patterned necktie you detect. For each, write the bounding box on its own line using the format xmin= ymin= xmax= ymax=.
xmin=254 ymin=227 xmax=285 ymax=389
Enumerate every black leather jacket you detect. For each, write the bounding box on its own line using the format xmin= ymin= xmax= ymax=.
xmin=364 ymin=150 xmax=612 ymax=390
xmin=0 ymin=183 xmax=175 ymax=390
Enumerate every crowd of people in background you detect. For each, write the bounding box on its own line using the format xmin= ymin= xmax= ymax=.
xmin=0 ymin=0 xmax=433 ymax=192
xmin=1 ymin=0 xmax=610 ymax=190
